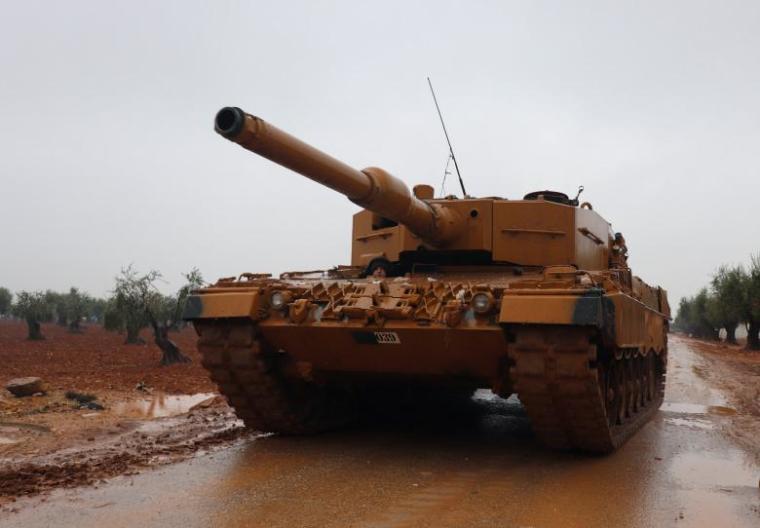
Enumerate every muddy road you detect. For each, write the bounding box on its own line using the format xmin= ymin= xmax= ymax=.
xmin=2 ymin=336 xmax=759 ymax=527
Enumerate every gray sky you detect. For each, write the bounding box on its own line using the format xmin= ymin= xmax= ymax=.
xmin=1 ymin=1 xmax=759 ymax=306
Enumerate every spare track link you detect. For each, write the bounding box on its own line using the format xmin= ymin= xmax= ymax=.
xmin=507 ymin=325 xmax=665 ymax=453
xmin=194 ymin=319 xmax=348 ymax=434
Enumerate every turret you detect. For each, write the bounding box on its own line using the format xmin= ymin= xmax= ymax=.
xmin=214 ymin=107 xmax=614 ymax=274
xmin=214 ymin=107 xmax=464 ymax=246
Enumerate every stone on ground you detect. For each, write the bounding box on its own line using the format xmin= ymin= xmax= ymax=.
xmin=5 ymin=377 xmax=45 ymax=397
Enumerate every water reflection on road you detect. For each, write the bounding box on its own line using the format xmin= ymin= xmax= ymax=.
xmin=111 ymin=393 xmax=217 ymax=418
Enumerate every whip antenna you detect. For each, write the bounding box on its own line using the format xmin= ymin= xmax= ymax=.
xmin=427 ymin=77 xmax=468 ymax=197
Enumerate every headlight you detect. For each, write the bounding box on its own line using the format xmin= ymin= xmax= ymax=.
xmin=270 ymin=291 xmax=287 ymax=310
xmin=471 ymin=292 xmax=494 ymax=314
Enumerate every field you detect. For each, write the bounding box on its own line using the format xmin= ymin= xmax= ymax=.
xmin=0 ymin=321 xmax=214 ymax=396
xmin=0 ymin=321 xmax=242 ymax=505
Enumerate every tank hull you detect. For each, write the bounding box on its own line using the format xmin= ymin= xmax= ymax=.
xmin=186 ymin=268 xmax=668 ymax=453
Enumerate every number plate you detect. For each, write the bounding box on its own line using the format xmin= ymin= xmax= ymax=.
xmin=374 ymin=331 xmax=401 ymax=344
xmin=351 ymin=331 xmax=402 ymax=345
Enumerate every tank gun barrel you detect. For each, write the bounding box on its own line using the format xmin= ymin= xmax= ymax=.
xmin=214 ymin=107 xmax=462 ymax=245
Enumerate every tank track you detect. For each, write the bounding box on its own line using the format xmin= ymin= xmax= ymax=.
xmin=507 ymin=325 xmax=666 ymax=453
xmin=194 ymin=319 xmax=664 ymax=450
xmin=194 ymin=319 xmax=350 ymax=434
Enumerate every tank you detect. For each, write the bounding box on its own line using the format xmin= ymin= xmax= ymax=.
xmin=184 ymin=106 xmax=670 ymax=453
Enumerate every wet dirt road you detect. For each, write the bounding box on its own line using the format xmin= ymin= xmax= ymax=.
xmin=2 ymin=336 xmax=758 ymax=528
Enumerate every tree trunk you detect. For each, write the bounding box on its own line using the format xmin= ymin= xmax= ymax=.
xmin=124 ymin=325 xmax=144 ymax=345
xmin=57 ymin=314 xmax=67 ymax=327
xmin=154 ymin=326 xmax=190 ymax=365
xmin=725 ymin=324 xmax=737 ymax=345
xmin=747 ymin=321 xmax=760 ymax=351
xmin=68 ymin=320 xmax=83 ymax=333
xmin=26 ymin=318 xmax=44 ymax=340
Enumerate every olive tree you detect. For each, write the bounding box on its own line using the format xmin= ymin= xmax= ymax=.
xmin=46 ymin=291 xmax=68 ymax=327
xmin=110 ymin=267 xmax=151 ymax=344
xmin=146 ymin=269 xmax=204 ymax=365
xmin=0 ymin=287 xmax=12 ymax=317
xmin=743 ymin=256 xmax=760 ymax=350
xmin=676 ymin=254 xmax=760 ymax=350
xmin=65 ymin=287 xmax=91 ymax=332
xmin=709 ymin=266 xmax=745 ymax=344
xmin=12 ymin=291 xmax=54 ymax=340
xmin=674 ymin=289 xmax=720 ymax=340
xmin=111 ymin=266 xmax=203 ymax=364
xmin=87 ymin=297 xmax=108 ymax=324
xmin=673 ymin=297 xmax=691 ymax=333
xmin=103 ymin=297 xmax=126 ymax=334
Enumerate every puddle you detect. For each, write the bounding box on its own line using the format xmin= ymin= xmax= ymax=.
xmin=665 ymin=417 xmax=715 ymax=430
xmin=669 ymin=449 xmax=758 ymax=489
xmin=112 ymin=393 xmax=216 ymax=418
xmin=661 ymin=403 xmax=737 ymax=415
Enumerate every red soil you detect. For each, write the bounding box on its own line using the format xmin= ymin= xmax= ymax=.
xmin=0 ymin=321 xmax=214 ymax=395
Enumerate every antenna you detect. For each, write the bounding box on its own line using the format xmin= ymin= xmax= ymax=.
xmin=427 ymin=77 xmax=468 ymax=197
xmin=440 ymin=154 xmax=453 ymax=197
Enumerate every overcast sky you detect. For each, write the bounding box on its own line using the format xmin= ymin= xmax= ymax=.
xmin=1 ymin=1 xmax=759 ymax=305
